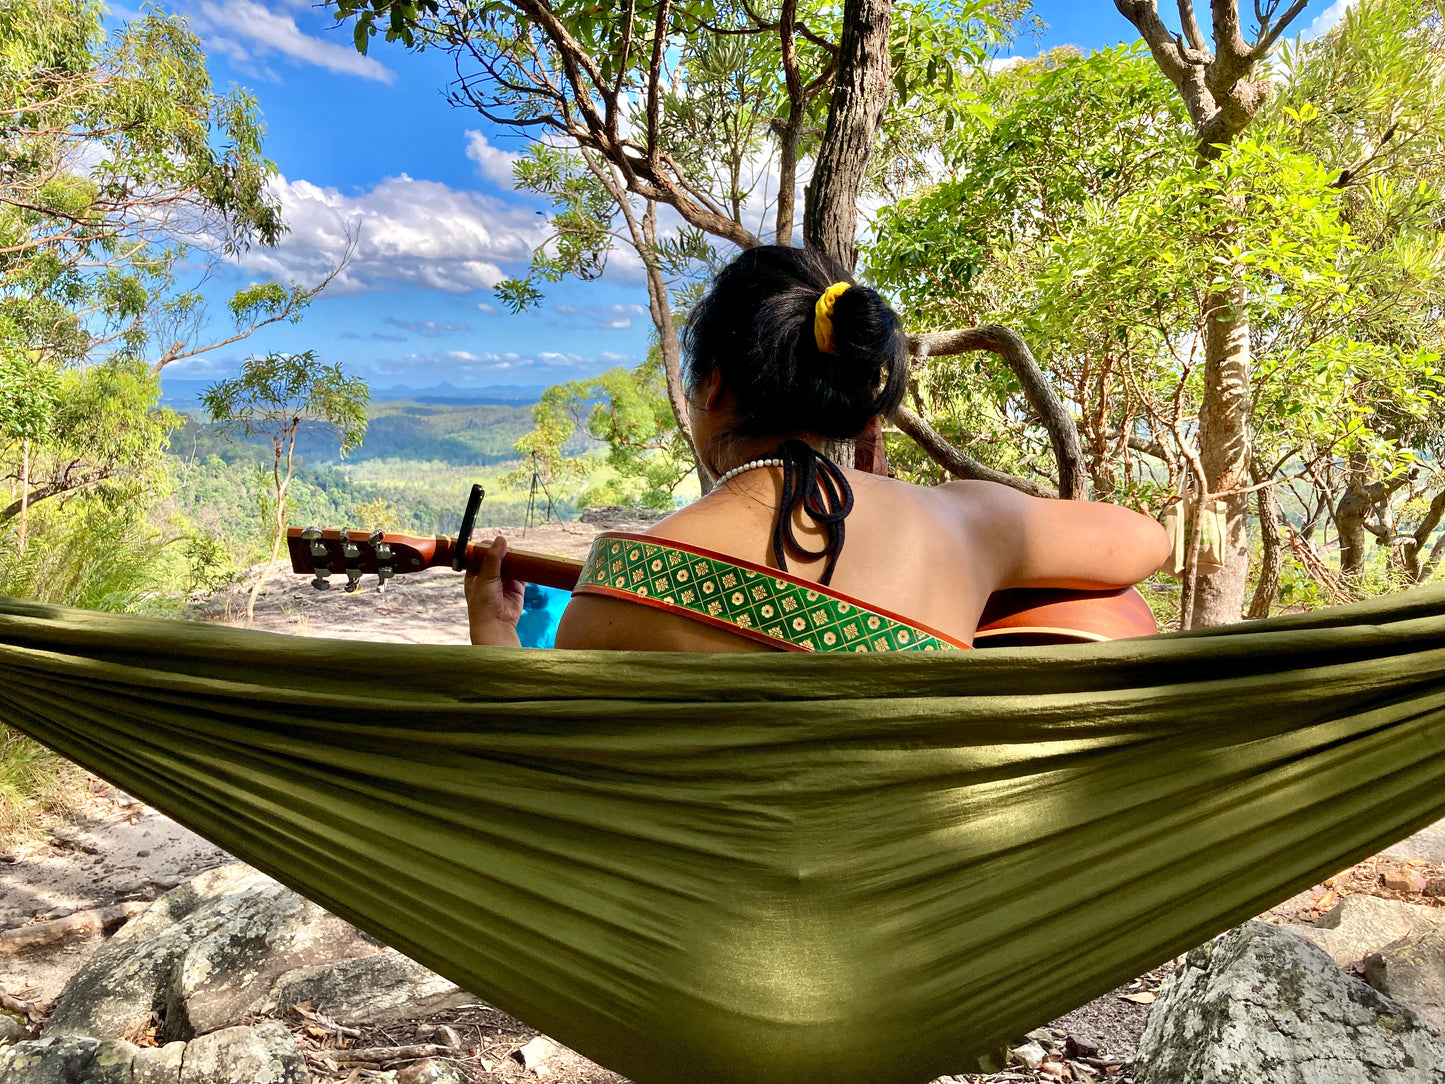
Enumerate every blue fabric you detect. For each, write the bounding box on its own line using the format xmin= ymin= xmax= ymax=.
xmin=516 ymin=583 xmax=568 ymax=648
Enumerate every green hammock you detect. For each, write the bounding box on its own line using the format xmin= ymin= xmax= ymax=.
xmin=3 ymin=590 xmax=1445 ymax=1084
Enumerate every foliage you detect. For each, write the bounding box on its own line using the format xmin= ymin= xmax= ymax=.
xmin=204 ymin=351 xmax=369 ymax=622
xmin=869 ymin=6 xmax=1445 ymax=611
xmin=513 ymin=351 xmax=698 ymax=510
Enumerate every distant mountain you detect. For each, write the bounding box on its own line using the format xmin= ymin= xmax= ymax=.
xmin=159 ymin=378 xmax=547 ymax=408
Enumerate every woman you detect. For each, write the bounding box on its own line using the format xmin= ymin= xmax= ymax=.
xmin=466 ymin=246 xmax=1169 ymax=651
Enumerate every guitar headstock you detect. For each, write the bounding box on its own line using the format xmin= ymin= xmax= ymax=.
xmin=286 ymin=527 xmax=442 ymax=592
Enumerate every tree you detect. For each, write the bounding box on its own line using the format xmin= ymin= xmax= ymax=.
xmin=331 ymin=0 xmax=1021 ymax=480
xmin=0 ymin=0 xmax=347 ymax=531
xmin=1111 ymin=0 xmax=1318 ymax=625
xmin=203 ymin=352 xmax=369 ymax=626
xmin=870 ymin=5 xmax=1445 ymax=621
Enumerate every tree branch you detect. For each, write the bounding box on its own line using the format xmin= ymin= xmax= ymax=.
xmin=909 ymin=326 xmax=1087 ymax=500
xmin=890 ymin=406 xmax=1055 ymax=498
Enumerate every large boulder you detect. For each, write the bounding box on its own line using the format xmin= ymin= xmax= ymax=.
xmin=1135 ymin=921 xmax=1445 ymax=1083
xmin=178 ymin=1021 xmax=308 ymax=1084
xmin=0 ymin=1036 xmax=137 ymax=1084
xmin=46 ymin=864 xmax=380 ymax=1040
xmin=264 ymin=948 xmax=472 ymax=1027
xmin=1366 ymin=926 xmax=1445 ymax=1032
xmin=132 ymin=1041 xmax=186 ymax=1084
xmin=1277 ymin=895 xmax=1445 ymax=968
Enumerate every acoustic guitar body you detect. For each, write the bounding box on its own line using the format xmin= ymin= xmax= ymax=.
xmin=974 ymin=586 xmax=1158 ymax=647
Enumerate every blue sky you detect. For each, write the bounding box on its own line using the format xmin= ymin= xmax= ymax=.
xmin=130 ymin=0 xmax=1357 ymax=392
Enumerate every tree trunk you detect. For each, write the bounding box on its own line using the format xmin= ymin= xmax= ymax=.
xmin=18 ymin=439 xmax=29 ymax=555
xmin=1246 ymin=465 xmax=1280 ymax=620
xmin=640 ymin=203 xmax=711 ymax=495
xmin=1188 ymin=281 xmax=1251 ymax=627
xmin=802 ymin=0 xmax=892 ymax=269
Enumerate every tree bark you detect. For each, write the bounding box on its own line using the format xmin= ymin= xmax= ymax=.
xmin=1188 ymin=281 xmax=1251 ymax=627
xmin=802 ymin=0 xmax=892 ymax=268
xmin=890 ymin=405 xmax=1054 ymax=498
xmin=18 ymin=438 xmax=29 ymax=555
xmin=1246 ymin=461 xmax=1280 ymax=620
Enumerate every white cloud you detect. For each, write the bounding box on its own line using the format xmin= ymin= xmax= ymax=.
xmin=551 ymin=301 xmax=650 ymax=329
xmin=359 ymin=348 xmax=634 ymax=384
xmin=192 ymin=0 xmax=395 ymax=83
xmin=465 ymin=131 xmax=524 ymax=189
xmin=1303 ymin=0 xmax=1356 ymax=41
xmin=237 ymin=172 xmax=546 ymax=295
xmin=385 ymin=317 xmax=471 ymax=336
xmin=476 ymin=303 xmax=500 ymax=314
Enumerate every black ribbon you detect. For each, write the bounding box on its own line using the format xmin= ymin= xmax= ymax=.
xmin=771 ymin=439 xmax=854 ymax=586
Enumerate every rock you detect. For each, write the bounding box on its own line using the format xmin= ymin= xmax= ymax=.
xmin=1385 ymin=868 xmax=1430 ymax=894
xmin=266 ymin=949 xmax=471 ymax=1027
xmin=396 ymin=1059 xmax=467 ymax=1084
xmin=167 ymin=880 xmax=379 ymax=1036
xmin=1064 ymin=1033 xmax=1100 ymax=1060
xmin=46 ymin=864 xmax=275 ymax=1039
xmin=1279 ymin=894 xmax=1445 ymax=967
xmin=1135 ymin=921 xmax=1445 ymax=1083
xmin=46 ymin=863 xmax=379 ymax=1041
xmin=0 ymin=1035 xmax=137 ymax=1084
xmin=430 ymin=1025 xmax=464 ymax=1050
xmin=0 ymin=1017 xmax=23 ymax=1045
xmin=1364 ymin=926 xmax=1445 ymax=1030
xmin=179 ymin=1022 xmax=308 ymax=1084
xmin=1008 ymin=1040 xmax=1047 ymax=1069
xmin=132 ymin=1041 xmax=186 ymax=1084
xmin=516 ymin=1034 xmax=563 ymax=1072
xmin=0 ymin=1035 xmax=101 ymax=1084
xmin=1425 ymin=878 xmax=1445 ymax=898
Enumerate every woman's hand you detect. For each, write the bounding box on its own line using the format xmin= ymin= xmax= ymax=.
xmin=464 ymin=534 xmax=527 ymax=646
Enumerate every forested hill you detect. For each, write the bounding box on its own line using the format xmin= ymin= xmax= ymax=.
xmin=168 ymin=399 xmax=539 ymax=467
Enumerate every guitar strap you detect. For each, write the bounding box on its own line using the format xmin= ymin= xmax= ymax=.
xmin=574 ymin=531 xmax=968 ymax=652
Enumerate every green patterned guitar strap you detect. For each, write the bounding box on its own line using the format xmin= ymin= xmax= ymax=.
xmin=575 ymin=532 xmax=968 ymax=653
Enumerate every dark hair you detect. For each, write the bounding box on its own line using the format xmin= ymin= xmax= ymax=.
xmin=682 ymin=246 xmax=908 ymax=441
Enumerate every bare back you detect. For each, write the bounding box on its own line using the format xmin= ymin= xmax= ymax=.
xmin=556 ymin=467 xmax=1169 ymax=652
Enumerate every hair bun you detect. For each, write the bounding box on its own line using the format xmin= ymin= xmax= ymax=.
xmin=683 ymin=246 xmax=908 ymax=441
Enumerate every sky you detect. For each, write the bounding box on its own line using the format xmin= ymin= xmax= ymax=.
xmin=124 ymin=0 xmax=1359 ymax=393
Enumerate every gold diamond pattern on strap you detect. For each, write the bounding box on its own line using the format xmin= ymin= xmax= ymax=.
xmin=577 ymin=536 xmax=958 ymax=653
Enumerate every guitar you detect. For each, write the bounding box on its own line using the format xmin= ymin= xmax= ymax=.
xmin=287 ymin=502 xmax=1157 ymax=648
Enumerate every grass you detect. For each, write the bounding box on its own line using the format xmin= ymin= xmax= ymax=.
xmin=0 ymin=730 xmax=85 ymax=850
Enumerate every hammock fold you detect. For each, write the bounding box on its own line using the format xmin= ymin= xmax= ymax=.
xmin=3 ymin=591 xmax=1445 ymax=1083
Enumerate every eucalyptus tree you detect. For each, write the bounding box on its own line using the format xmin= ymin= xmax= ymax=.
xmin=203 ymin=351 xmax=370 ymax=626
xmin=0 ymin=0 xmax=344 ymax=537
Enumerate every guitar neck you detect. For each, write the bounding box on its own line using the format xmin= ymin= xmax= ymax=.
xmin=285 ymin=528 xmax=584 ymax=592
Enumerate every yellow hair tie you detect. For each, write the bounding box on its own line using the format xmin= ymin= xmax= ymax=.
xmin=813 ymin=281 xmax=851 ymax=355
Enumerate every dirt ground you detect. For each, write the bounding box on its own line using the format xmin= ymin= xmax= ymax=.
xmin=5 ymin=523 xmax=1445 ymax=1083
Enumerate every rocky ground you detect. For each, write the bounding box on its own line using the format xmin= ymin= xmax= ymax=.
xmin=4 ymin=521 xmax=1445 ymax=1083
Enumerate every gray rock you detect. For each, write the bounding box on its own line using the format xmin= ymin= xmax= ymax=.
xmin=167 ymin=885 xmax=378 ymax=1037
xmin=1366 ymin=926 xmax=1445 ymax=1031
xmin=178 ymin=1022 xmax=308 ymax=1084
xmin=46 ymin=865 xmax=276 ymax=1040
xmin=1279 ymin=895 xmax=1445 ymax=967
xmin=396 ymin=1059 xmax=467 ymax=1084
xmin=0 ymin=1035 xmax=137 ymax=1084
xmin=0 ymin=1016 xmax=23 ymax=1045
xmin=47 ymin=863 xmax=378 ymax=1041
xmin=131 ymin=1042 xmax=185 ymax=1084
xmin=264 ymin=949 xmax=471 ymax=1027
xmin=1135 ymin=921 xmax=1445 ymax=1083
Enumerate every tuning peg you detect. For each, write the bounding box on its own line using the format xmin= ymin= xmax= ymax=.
xmin=309 ymin=541 xmax=329 ymax=558
xmin=311 ymin=573 xmax=332 ymax=590
xmin=376 ymin=565 xmax=395 ymax=584
xmin=342 ymin=539 xmax=361 ymax=559
xmin=344 ymin=567 xmax=364 ymax=593
xmin=369 ymin=529 xmax=385 ymax=544
xmin=301 ymin=526 xmax=322 ymax=541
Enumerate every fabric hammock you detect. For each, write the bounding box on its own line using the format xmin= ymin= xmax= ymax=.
xmin=3 ymin=591 xmax=1445 ymax=1084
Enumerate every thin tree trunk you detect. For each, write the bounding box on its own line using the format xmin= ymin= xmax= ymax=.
xmin=802 ymin=0 xmax=892 ymax=268
xmin=1247 ymin=464 xmax=1280 ymax=620
xmin=1188 ymin=281 xmax=1251 ymax=627
xmin=18 ymin=439 xmax=29 ymax=555
xmin=774 ymin=0 xmax=804 ymax=245
xmin=246 ymin=434 xmax=295 ymax=628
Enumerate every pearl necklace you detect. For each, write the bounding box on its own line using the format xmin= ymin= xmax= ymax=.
xmin=714 ymin=457 xmax=785 ymax=487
